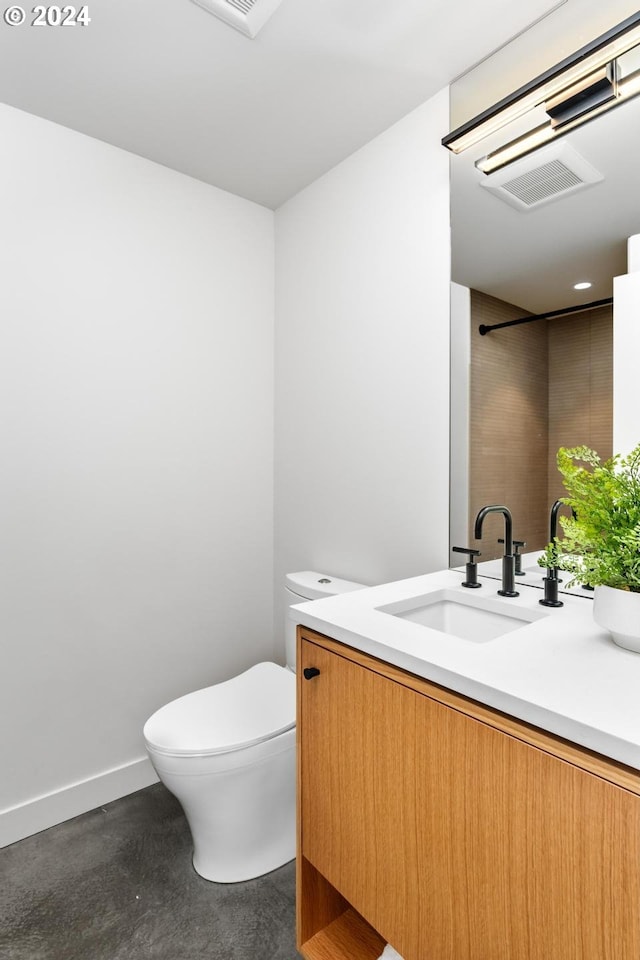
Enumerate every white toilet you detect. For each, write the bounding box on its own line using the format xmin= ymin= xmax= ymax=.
xmin=143 ymin=571 xmax=364 ymax=883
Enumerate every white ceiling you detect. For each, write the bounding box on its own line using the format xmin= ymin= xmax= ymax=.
xmin=450 ymin=102 xmax=640 ymax=315
xmin=0 ymin=0 xmax=565 ymax=209
xmin=450 ymin=0 xmax=640 ymax=315
xmin=2 ymin=0 xmax=638 ymax=314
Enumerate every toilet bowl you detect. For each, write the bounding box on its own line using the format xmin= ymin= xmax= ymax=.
xmin=143 ymin=571 xmax=364 ymax=883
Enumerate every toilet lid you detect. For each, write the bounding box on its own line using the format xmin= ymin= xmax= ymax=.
xmin=143 ymin=662 xmax=295 ymax=757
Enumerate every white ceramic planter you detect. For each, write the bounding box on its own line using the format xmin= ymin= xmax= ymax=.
xmin=593 ymin=584 xmax=640 ymax=653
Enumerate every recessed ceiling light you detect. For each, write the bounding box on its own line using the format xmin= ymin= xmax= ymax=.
xmin=574 ymin=281 xmax=593 ymax=290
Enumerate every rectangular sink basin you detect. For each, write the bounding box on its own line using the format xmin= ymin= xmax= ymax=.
xmin=376 ymin=589 xmax=546 ymax=643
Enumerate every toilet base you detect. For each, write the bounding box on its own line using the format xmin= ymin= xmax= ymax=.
xmin=149 ymin=728 xmax=296 ymax=884
xmin=188 ymin=740 xmax=295 ymax=882
xmin=192 ymin=845 xmax=294 ymax=884
xmin=192 ymin=848 xmax=295 ymax=884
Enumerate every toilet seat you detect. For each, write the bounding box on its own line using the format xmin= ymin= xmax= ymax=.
xmin=143 ymin=662 xmax=295 ymax=758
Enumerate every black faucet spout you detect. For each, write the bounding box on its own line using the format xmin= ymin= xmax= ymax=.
xmin=549 ymin=498 xmax=563 ymax=543
xmin=474 ymin=504 xmax=513 ymax=553
xmin=474 ymin=504 xmax=519 ymax=597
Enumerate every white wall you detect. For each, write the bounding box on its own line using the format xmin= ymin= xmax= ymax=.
xmin=449 ymin=282 xmax=471 ymax=563
xmin=0 ymin=105 xmax=275 ymax=845
xmin=274 ymin=89 xmax=451 ymax=631
xmin=628 ymin=234 xmax=640 ymax=272
xmin=613 ymin=234 xmax=640 ymax=458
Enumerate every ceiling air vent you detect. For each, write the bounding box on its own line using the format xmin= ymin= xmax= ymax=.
xmin=189 ymin=0 xmax=285 ymax=37
xmin=479 ymin=141 xmax=603 ymax=212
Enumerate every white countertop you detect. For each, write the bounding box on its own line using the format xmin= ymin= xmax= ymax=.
xmin=291 ymin=569 xmax=640 ymax=771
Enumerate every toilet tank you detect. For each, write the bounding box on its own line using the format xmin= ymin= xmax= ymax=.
xmin=284 ymin=571 xmax=365 ymax=672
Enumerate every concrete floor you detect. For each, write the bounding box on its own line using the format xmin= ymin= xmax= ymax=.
xmin=0 ymin=783 xmax=302 ymax=960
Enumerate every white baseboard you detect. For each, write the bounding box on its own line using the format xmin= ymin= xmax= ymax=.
xmin=0 ymin=757 xmax=159 ymax=848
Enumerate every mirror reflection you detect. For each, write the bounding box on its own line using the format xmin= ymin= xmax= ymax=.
xmin=449 ymin=51 xmax=640 ymax=563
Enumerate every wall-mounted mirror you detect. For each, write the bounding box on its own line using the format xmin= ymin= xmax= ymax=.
xmin=448 ymin=4 xmax=640 ymax=563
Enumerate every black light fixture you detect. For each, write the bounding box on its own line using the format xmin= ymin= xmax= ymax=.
xmin=442 ymin=11 xmax=640 ymax=174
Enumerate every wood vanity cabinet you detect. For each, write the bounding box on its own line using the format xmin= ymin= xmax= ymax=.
xmin=296 ymin=627 xmax=640 ymax=960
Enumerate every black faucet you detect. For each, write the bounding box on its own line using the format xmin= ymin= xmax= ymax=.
xmin=474 ymin=505 xmax=519 ymax=597
xmin=540 ymin=499 xmax=566 ymax=607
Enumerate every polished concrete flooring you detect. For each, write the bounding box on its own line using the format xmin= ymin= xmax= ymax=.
xmin=0 ymin=783 xmax=302 ymax=960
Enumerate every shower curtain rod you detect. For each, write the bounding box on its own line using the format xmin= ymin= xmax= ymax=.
xmin=478 ymin=296 xmax=613 ymax=336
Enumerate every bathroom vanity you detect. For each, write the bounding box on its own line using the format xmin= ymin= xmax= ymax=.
xmin=293 ymin=571 xmax=640 ymax=960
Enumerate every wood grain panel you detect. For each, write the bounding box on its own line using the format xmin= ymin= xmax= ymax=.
xmin=300 ymin=630 xmax=640 ymax=795
xmin=298 ymin=629 xmax=640 ymax=960
xmin=301 ymin=908 xmax=385 ymax=960
xmin=297 ymin=856 xmax=349 ymax=950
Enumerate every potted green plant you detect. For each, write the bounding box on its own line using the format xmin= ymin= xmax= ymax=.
xmin=539 ymin=443 xmax=640 ymax=653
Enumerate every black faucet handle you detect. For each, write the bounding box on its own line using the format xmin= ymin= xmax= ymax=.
xmin=452 ymin=546 xmax=482 ymax=588
xmin=498 ymin=537 xmax=526 ymax=575
xmin=498 ymin=538 xmax=526 ymax=550
xmin=452 ymin=546 xmax=481 ymax=558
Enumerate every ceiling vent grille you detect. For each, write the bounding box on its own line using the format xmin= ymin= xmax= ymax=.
xmin=189 ymin=0 xmax=285 ymax=37
xmin=479 ymin=142 xmax=603 ymax=212
xmin=225 ymin=0 xmax=256 ymax=12
xmin=503 ymin=159 xmax=583 ymax=205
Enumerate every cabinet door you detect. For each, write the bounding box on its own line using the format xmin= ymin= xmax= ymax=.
xmin=299 ymin=637 xmax=640 ymax=960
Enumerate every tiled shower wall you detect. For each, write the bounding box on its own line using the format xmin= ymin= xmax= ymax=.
xmin=547 ymin=305 xmax=613 ymax=505
xmin=468 ymin=291 xmax=613 ymax=559
xmin=468 ymin=292 xmax=548 ymax=559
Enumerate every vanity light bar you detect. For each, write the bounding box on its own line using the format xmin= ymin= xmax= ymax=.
xmin=442 ymin=10 xmax=640 ymax=156
xmin=475 ymin=122 xmax=555 ymax=174
xmin=475 ymin=64 xmax=640 ymax=174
